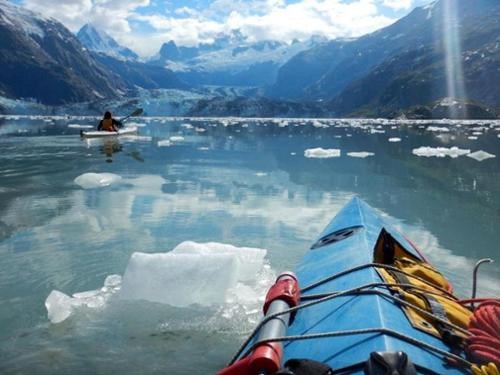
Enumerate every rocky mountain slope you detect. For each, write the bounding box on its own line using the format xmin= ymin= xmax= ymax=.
xmin=0 ymin=0 xmax=128 ymax=105
xmin=270 ymin=0 xmax=500 ymax=118
xmin=330 ymin=0 xmax=500 ymax=117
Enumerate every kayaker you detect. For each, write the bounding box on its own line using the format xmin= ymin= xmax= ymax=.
xmin=97 ymin=111 xmax=122 ymax=132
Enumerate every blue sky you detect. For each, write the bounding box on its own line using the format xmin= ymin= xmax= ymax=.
xmin=12 ymin=0 xmax=434 ymax=57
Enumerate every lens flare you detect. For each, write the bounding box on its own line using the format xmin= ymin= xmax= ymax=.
xmin=442 ymin=0 xmax=467 ymax=118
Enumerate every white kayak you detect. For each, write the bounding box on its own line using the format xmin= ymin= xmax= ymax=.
xmin=80 ymin=126 xmax=138 ymax=138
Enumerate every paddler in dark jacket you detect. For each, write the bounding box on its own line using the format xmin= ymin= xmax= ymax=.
xmin=97 ymin=111 xmax=122 ymax=132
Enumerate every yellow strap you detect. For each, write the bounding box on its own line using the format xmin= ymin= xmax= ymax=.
xmin=471 ymin=363 xmax=500 ymax=375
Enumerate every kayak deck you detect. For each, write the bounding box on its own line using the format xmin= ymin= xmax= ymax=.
xmin=223 ymin=197 xmax=482 ymax=374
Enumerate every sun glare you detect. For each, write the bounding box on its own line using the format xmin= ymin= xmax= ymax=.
xmin=442 ymin=0 xmax=467 ymax=118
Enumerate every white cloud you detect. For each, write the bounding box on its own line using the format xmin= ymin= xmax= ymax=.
xmin=381 ymin=0 xmax=413 ymax=11
xmin=21 ymin=0 xmax=398 ymax=58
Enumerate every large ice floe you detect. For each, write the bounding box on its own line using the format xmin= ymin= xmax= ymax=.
xmin=412 ymin=146 xmax=470 ymax=158
xmin=304 ymin=148 xmax=341 ymax=158
xmin=74 ymin=173 xmax=122 ymax=189
xmin=45 ymin=242 xmax=274 ymax=324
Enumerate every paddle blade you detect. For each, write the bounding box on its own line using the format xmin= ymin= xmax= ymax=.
xmin=130 ymin=108 xmax=143 ymax=117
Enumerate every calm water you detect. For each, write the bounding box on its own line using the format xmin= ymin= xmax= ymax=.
xmin=0 ymin=116 xmax=499 ymax=374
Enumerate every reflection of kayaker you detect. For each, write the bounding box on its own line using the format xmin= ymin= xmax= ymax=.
xmin=97 ymin=111 xmax=122 ymax=132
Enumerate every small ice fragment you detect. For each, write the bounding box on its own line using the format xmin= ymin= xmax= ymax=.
xmin=290 ymin=152 xmax=296 ymax=156
xmin=195 ymin=127 xmax=206 ymax=133
xmin=388 ymin=137 xmax=401 ymax=142
xmin=157 ymin=140 xmax=171 ymax=147
xmin=468 ymin=136 xmax=478 ymax=140
xmin=198 ymin=147 xmax=210 ymax=151
xmin=412 ymin=146 xmax=470 ymax=158
xmin=169 ymin=136 xmax=184 ymax=142
xmin=467 ymin=150 xmax=496 ymax=161
xmin=427 ymin=126 xmax=450 ymax=132
xmin=74 ymin=173 xmax=122 ymax=189
xmin=104 ymin=274 xmax=122 ymax=288
xmin=181 ymin=123 xmax=193 ymax=129
xmin=472 ymin=132 xmax=482 ymax=136
xmin=45 ymin=290 xmax=82 ymax=324
xmin=255 ymin=172 xmax=267 ymax=177
xmin=334 ymin=135 xmax=342 ymax=139
xmin=312 ymin=120 xmax=328 ymax=128
xmin=304 ymin=148 xmax=341 ymax=158
xmin=347 ymin=152 xmax=374 ymax=158
xmin=370 ymin=128 xmax=385 ymax=134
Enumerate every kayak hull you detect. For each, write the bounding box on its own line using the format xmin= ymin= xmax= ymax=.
xmin=80 ymin=126 xmax=138 ymax=138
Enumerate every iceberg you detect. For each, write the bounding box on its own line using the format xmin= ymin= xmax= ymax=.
xmin=304 ymin=148 xmax=341 ymax=158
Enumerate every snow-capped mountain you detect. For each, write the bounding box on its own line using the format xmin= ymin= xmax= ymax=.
xmin=0 ymin=0 xmax=127 ymax=105
xmin=77 ymin=23 xmax=138 ymax=61
xmin=149 ymin=31 xmax=327 ymax=87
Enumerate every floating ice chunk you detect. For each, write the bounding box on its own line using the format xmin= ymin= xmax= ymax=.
xmin=312 ymin=120 xmax=329 ymax=128
xmin=181 ymin=123 xmax=193 ymax=129
xmin=472 ymin=132 xmax=482 ymax=136
xmin=198 ymin=146 xmax=210 ymax=151
xmin=169 ymin=136 xmax=185 ymax=142
xmin=255 ymin=172 xmax=267 ymax=177
xmin=467 ymin=150 xmax=496 ymax=161
xmin=347 ymin=151 xmax=374 ymax=158
xmin=157 ymin=140 xmax=172 ymax=147
xmin=290 ymin=152 xmax=296 ymax=156
xmin=74 ymin=173 xmax=122 ymax=189
xmin=120 ymin=242 xmax=269 ymax=307
xmin=334 ymin=135 xmax=342 ymax=139
xmin=304 ymin=148 xmax=341 ymax=158
xmin=388 ymin=137 xmax=401 ymax=142
xmin=278 ymin=120 xmax=289 ymax=128
xmin=370 ymin=128 xmax=385 ymax=134
xmin=468 ymin=136 xmax=478 ymax=140
xmin=68 ymin=124 xmax=93 ymax=129
xmin=412 ymin=146 xmax=470 ymax=158
xmin=45 ymin=275 xmax=122 ymax=324
xmin=427 ymin=126 xmax=450 ymax=132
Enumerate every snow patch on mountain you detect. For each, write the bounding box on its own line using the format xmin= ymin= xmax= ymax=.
xmin=0 ymin=0 xmax=48 ymax=38
xmin=77 ymin=23 xmax=138 ymax=61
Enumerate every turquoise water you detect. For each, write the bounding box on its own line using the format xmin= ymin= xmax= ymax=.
xmin=0 ymin=116 xmax=499 ymax=374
